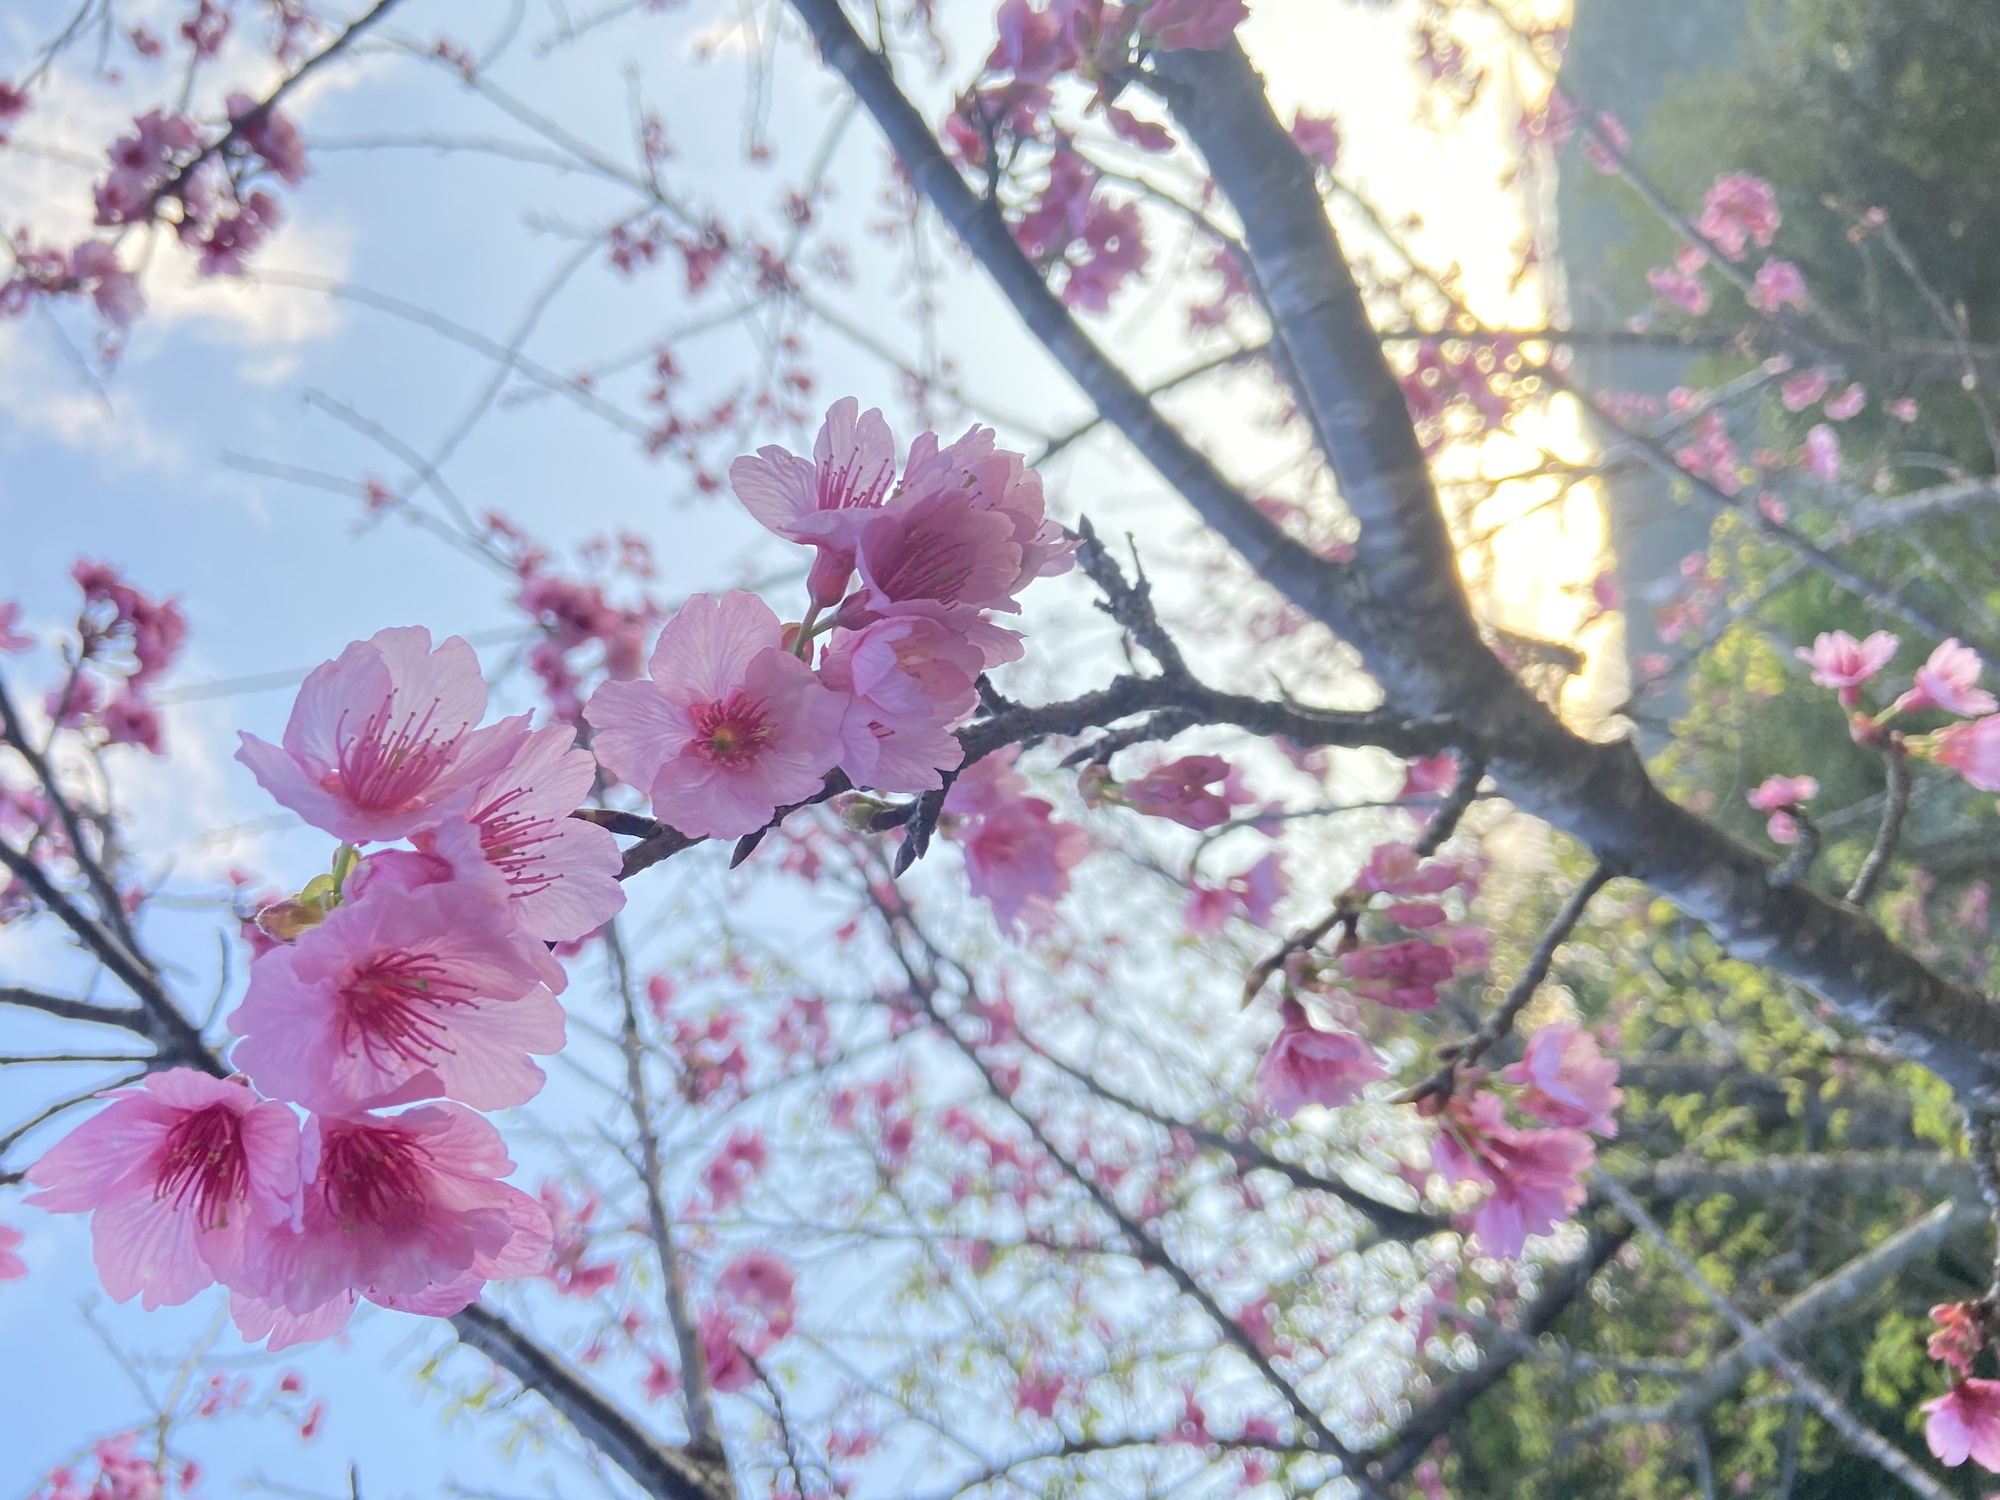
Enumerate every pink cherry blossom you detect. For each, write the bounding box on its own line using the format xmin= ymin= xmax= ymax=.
xmin=1063 ymin=199 xmax=1149 ymax=312
xmin=944 ymin=751 xmax=1091 ymax=937
xmin=1400 ymin=753 xmax=1458 ymax=803
xmin=1016 ymin=150 xmax=1095 ymax=262
xmin=1356 ymin=841 xmax=1465 ymax=897
xmin=1340 ymin=938 xmax=1456 ymax=1010
xmin=1802 ymin=424 xmax=1840 ymax=481
xmin=70 ymin=241 xmax=144 ymax=326
xmin=413 ymin=722 xmax=625 ymax=941
xmin=1935 ymin=716 xmax=2000 ymax=792
xmin=853 ymin=425 xmax=1073 ymax=639
xmin=1931 ymin=1301 xmax=1985 ymax=1377
xmin=1105 ymin=104 xmax=1174 ymax=152
xmin=1824 ymin=382 xmax=1866 ymax=421
xmin=1289 ymin=112 xmax=1339 ymax=170
xmin=1255 ymin=999 xmax=1387 ymax=1115
xmin=1016 ymin=1368 xmax=1065 ymax=1419
xmin=243 ymin=1105 xmax=551 ymax=1333
xmin=1695 ymin=172 xmax=1780 ymax=260
xmin=1123 ymin=755 xmax=1249 ymax=830
xmin=1139 ymin=0 xmax=1247 ymax=50
xmin=27 ymin=1070 xmax=300 ymax=1309
xmin=0 ymin=1222 xmax=25 ymax=1281
xmin=1500 ymin=1023 xmax=1622 ymax=1136
xmin=702 ymin=1128 xmax=769 ymax=1209
xmin=819 ymin=615 xmax=981 ymax=793
xmin=1780 ymin=368 xmax=1831 ymax=411
xmin=701 ymin=1310 xmax=757 ymax=1393
xmin=1581 ymin=110 xmax=1628 ymax=173
xmin=729 ymin=398 xmax=896 ymax=607
xmin=1896 ymin=639 xmax=1997 ymax=718
xmin=1747 ymin=773 xmax=1818 ymax=812
xmin=1748 ymin=259 xmax=1806 ymax=313
xmin=94 ymin=110 xmax=198 ymax=225
xmin=1431 ymin=1092 xmax=1593 ymax=1260
xmin=586 ymin=591 xmax=845 ymax=840
xmin=237 ymin=626 xmax=529 ymax=844
xmin=1183 ymin=851 xmax=1288 ymax=935
xmin=989 ymin=0 xmax=1073 ymax=83
xmin=1645 ymin=264 xmax=1710 ymax=316
xmin=1923 ymin=1379 xmax=2000 ymax=1471
xmin=225 ymin=95 xmax=309 ymax=186
xmin=718 ymin=1249 xmax=796 ymax=1337
xmin=0 ymin=601 xmax=31 ymax=652
xmin=1886 ymin=397 xmax=1919 ymax=423
xmin=1796 ymin=629 xmax=1897 ymax=706
xmin=229 ymin=870 xmax=567 ymax=1113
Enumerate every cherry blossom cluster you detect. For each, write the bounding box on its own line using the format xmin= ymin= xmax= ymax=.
xmin=1249 ymin=832 xmax=1623 ymax=1261
xmin=1644 ymin=172 xmax=1801 ymax=322
xmin=2 ymin=83 xmax=309 ymax=349
xmin=947 ymin=0 xmax=1250 ymax=314
xmin=1754 ymin=634 xmax=2000 ymax=824
xmin=12 ymin=563 xmax=189 ymax=756
xmin=588 ymin=398 xmax=1075 ymax=848
xmin=28 ymin=627 xmax=628 ymax=1348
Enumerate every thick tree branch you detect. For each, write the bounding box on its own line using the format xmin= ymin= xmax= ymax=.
xmin=450 ymin=1304 xmax=733 ymax=1500
xmin=1139 ymin=40 xmax=2000 ymax=1106
xmin=782 ymin=0 xmax=1371 ymax=649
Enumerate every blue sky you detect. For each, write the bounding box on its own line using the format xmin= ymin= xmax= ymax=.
xmin=0 ymin=0 xmax=1574 ymax=1491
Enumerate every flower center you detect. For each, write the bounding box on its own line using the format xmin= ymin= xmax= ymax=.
xmin=473 ymin=786 xmax=560 ymax=899
xmin=154 ymin=1104 xmax=248 ymax=1232
xmin=331 ymin=697 xmax=465 ymax=812
xmin=691 ymin=693 xmax=772 ymax=770
xmin=338 ymin=948 xmax=477 ymax=1068
xmin=319 ymin=1123 xmax=432 ymax=1230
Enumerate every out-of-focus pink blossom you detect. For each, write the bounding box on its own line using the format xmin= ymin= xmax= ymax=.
xmin=943 ymin=750 xmax=1090 ymax=937
xmin=718 ymin=1249 xmax=796 ymax=1337
xmin=1062 ymin=199 xmax=1149 ymax=311
xmin=1749 ymin=259 xmax=1807 ymax=313
xmin=702 ymin=1129 xmax=769 ymax=1208
xmin=27 ymin=1070 xmax=300 ymax=1309
xmin=0 ymin=1222 xmax=25 ymax=1281
xmin=1183 ymin=852 xmax=1288 ymax=935
xmin=1105 ymin=104 xmax=1174 ymax=152
xmin=1695 ymin=172 xmax=1780 ymax=260
xmin=1886 ymin=397 xmax=1919 ymax=423
xmin=1747 ymin=773 xmax=1816 ymax=844
xmin=1802 ymin=423 xmax=1840 ymax=480
xmin=586 ymin=591 xmax=845 ymax=840
xmin=242 ymin=1105 xmax=551 ymax=1340
xmin=69 ymin=241 xmax=144 ymax=326
xmin=237 ymin=627 xmax=528 ymax=844
xmin=700 ymin=1311 xmax=756 ymax=1392
xmin=228 ymin=869 xmax=567 ymax=1114
xmin=1796 ymin=629 xmax=1897 ymax=705
xmin=989 ymin=0 xmax=1074 ymax=83
xmin=1400 ymin=753 xmax=1459 ymax=804
xmin=1431 ymin=1092 xmax=1593 ymax=1260
xmin=1935 ymin=716 xmax=2000 ymax=792
xmin=1139 ymin=0 xmax=1247 ymax=51
xmin=1747 ymin=774 xmax=1818 ymax=813
xmin=414 ymin=723 xmax=625 ymax=941
xmin=1255 ymin=999 xmax=1386 ymax=1115
xmin=226 ymin=94 xmax=309 ymax=185
xmin=1015 ymin=1368 xmax=1065 ymax=1419
xmin=1500 ymin=1023 xmax=1622 ymax=1136
xmin=1646 ymin=264 xmax=1710 ymax=316
xmin=1122 ymin=755 xmax=1249 ymax=830
xmin=1780 ymin=368 xmax=1832 ymax=411
xmin=1931 ymin=1301 xmax=1986 ymax=1378
xmin=1356 ymin=841 xmax=1465 ymax=897
xmin=0 ymin=602 xmax=30 ymax=652
xmin=1340 ymin=938 xmax=1456 ymax=1010
xmin=729 ymin=398 xmax=895 ymax=607
xmin=1581 ymin=110 xmax=1628 ymax=173
xmin=1923 ymin=1379 xmax=2000 ymax=1471
xmin=1897 ymin=639 xmax=1997 ymax=718
xmin=94 ymin=110 xmax=198 ymax=225
xmin=1824 ymin=382 xmax=1866 ymax=421
xmin=1290 ymin=112 xmax=1339 ymax=170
